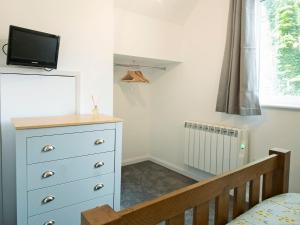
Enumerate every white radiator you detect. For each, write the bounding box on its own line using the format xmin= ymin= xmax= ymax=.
xmin=184 ymin=121 xmax=248 ymax=175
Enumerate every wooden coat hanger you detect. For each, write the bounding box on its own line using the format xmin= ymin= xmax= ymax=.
xmin=121 ymin=70 xmax=150 ymax=83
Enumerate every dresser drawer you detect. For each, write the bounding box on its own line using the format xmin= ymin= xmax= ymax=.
xmin=27 ymin=129 xmax=115 ymax=164
xmin=27 ymin=151 xmax=115 ymax=190
xmin=28 ymin=195 xmax=113 ymax=225
xmin=28 ymin=173 xmax=114 ymax=216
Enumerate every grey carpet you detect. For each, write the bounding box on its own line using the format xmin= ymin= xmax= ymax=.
xmin=121 ymin=161 xmax=216 ymax=225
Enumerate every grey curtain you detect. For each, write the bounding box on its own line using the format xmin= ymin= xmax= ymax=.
xmin=216 ymin=0 xmax=261 ymax=116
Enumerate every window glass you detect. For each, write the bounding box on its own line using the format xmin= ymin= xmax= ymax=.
xmin=259 ymin=0 xmax=300 ymax=107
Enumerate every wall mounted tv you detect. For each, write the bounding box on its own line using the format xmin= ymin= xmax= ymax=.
xmin=6 ymin=25 xmax=60 ymax=69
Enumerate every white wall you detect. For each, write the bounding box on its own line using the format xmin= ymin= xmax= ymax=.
xmin=114 ymin=0 xmax=199 ymax=25
xmin=0 ymin=0 xmax=114 ymax=115
xmin=114 ymin=8 xmax=183 ymax=62
xmin=114 ymin=67 xmax=152 ymax=162
xmin=0 ymin=1 xmax=114 ymax=224
xmin=114 ymin=8 xmax=183 ymax=163
xmin=114 ymin=0 xmax=300 ymax=192
xmin=151 ymin=0 xmax=300 ymax=192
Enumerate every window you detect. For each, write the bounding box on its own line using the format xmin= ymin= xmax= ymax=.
xmin=259 ymin=0 xmax=300 ymax=108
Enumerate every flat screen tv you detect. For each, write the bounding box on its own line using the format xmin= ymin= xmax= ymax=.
xmin=6 ymin=25 xmax=60 ymax=69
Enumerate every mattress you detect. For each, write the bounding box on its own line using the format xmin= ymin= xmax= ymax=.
xmin=227 ymin=193 xmax=300 ymax=225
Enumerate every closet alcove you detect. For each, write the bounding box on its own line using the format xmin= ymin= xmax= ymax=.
xmin=113 ymin=53 xmax=181 ymax=164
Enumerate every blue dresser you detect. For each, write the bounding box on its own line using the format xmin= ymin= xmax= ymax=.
xmin=12 ymin=115 xmax=123 ymax=225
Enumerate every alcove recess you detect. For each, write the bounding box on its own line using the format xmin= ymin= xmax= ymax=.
xmin=114 ymin=53 xmax=182 ymax=83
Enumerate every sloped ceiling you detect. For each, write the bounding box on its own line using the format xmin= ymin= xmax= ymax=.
xmin=114 ymin=0 xmax=199 ymax=25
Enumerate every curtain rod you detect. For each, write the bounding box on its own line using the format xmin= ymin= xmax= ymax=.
xmin=114 ymin=63 xmax=167 ymax=71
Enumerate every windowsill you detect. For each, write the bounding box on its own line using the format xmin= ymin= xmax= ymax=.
xmin=260 ymin=95 xmax=300 ymax=110
xmin=261 ymin=103 xmax=300 ymax=110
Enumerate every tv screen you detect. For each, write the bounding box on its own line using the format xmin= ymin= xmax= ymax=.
xmin=7 ymin=25 xmax=60 ymax=69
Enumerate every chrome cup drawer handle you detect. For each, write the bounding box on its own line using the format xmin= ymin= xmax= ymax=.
xmin=42 ymin=171 xmax=55 ymax=179
xmin=94 ymin=161 xmax=105 ymax=168
xmin=44 ymin=220 xmax=55 ymax=225
xmin=94 ymin=183 xmax=104 ymax=191
xmin=94 ymin=139 xmax=105 ymax=145
xmin=42 ymin=195 xmax=55 ymax=204
xmin=42 ymin=145 xmax=55 ymax=152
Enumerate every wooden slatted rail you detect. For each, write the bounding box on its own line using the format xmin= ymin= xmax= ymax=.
xmin=82 ymin=148 xmax=291 ymax=225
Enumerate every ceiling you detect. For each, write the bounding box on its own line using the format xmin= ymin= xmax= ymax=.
xmin=114 ymin=0 xmax=199 ymax=25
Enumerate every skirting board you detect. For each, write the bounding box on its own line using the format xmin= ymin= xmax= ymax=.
xmin=122 ymin=155 xmax=151 ymax=166
xmin=122 ymin=155 xmax=212 ymax=181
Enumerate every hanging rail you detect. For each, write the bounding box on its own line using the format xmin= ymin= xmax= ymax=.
xmin=114 ymin=63 xmax=167 ymax=71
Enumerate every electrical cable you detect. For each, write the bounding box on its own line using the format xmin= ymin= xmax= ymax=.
xmin=2 ymin=44 xmax=8 ymax=55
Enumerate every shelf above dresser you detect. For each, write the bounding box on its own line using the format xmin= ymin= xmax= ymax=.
xmin=12 ymin=114 xmax=123 ymax=130
xmin=114 ymin=53 xmax=182 ymax=71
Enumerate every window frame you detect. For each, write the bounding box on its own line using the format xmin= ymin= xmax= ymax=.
xmin=257 ymin=0 xmax=300 ymax=110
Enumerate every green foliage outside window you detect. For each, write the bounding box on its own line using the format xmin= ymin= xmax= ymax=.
xmin=263 ymin=0 xmax=300 ymax=95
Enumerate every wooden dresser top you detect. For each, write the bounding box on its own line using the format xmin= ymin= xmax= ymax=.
xmin=12 ymin=114 xmax=123 ymax=130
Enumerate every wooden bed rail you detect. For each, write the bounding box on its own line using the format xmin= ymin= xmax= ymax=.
xmin=82 ymin=148 xmax=291 ymax=225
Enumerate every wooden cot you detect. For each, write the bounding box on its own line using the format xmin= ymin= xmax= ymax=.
xmin=81 ymin=148 xmax=291 ymax=225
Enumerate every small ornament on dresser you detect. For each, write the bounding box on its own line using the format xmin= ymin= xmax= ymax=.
xmin=91 ymin=95 xmax=100 ymax=116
